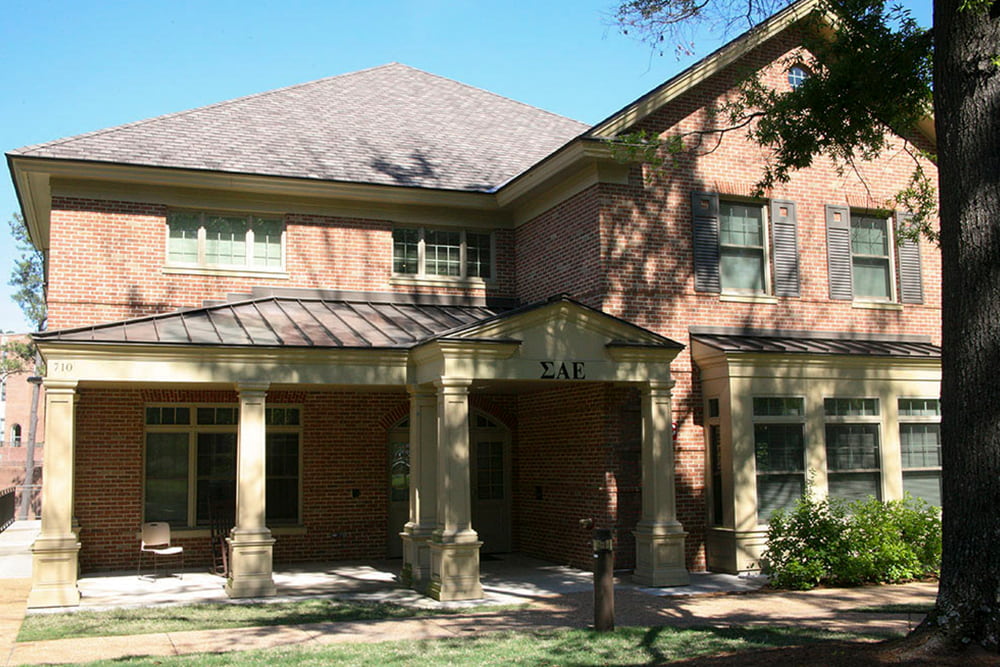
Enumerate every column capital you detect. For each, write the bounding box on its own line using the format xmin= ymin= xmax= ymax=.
xmin=407 ymin=383 xmax=437 ymax=400
xmin=433 ymin=377 xmax=472 ymax=393
xmin=643 ymin=380 xmax=675 ymax=396
xmin=42 ymin=379 xmax=78 ymax=393
xmin=236 ymin=382 xmax=270 ymax=396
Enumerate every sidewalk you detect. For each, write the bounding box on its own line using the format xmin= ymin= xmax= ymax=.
xmin=0 ymin=521 xmax=38 ymax=667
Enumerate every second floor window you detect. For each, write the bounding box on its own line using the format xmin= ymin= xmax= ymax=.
xmin=850 ymin=214 xmax=892 ymax=300
xmin=393 ymin=227 xmax=493 ymax=280
xmin=167 ymin=212 xmax=284 ymax=271
xmin=720 ymin=202 xmax=766 ymax=292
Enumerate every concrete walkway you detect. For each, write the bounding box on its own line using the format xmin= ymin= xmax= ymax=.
xmin=0 ymin=521 xmax=937 ymax=666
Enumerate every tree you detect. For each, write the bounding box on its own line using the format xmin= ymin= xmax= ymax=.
xmin=615 ymin=0 xmax=999 ymax=654
xmin=8 ymin=212 xmax=47 ymax=521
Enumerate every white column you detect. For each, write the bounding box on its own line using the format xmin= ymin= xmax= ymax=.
xmin=27 ymin=380 xmax=81 ymax=608
xmin=401 ymin=384 xmax=437 ymax=590
xmin=427 ymin=378 xmax=482 ymax=600
xmin=226 ymin=382 xmax=277 ymax=598
xmin=633 ymin=380 xmax=689 ymax=586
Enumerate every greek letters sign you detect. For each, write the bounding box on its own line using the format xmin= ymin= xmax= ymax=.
xmin=539 ymin=361 xmax=586 ymax=380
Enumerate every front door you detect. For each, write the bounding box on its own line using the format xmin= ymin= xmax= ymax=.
xmin=471 ymin=413 xmax=512 ymax=554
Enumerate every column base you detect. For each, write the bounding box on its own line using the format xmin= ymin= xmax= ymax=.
xmin=225 ymin=529 xmax=277 ymax=598
xmin=633 ymin=522 xmax=689 ymax=587
xmin=400 ymin=524 xmax=434 ymax=591
xmin=427 ymin=537 xmax=483 ymax=601
xmin=27 ymin=534 xmax=81 ymax=608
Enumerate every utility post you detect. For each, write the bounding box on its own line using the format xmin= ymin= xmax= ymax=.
xmin=593 ymin=527 xmax=615 ymax=632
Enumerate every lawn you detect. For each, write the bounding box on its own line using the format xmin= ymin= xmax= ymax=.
xmin=18 ymin=598 xmax=491 ymax=642
xmin=68 ymin=626 xmax=882 ymax=666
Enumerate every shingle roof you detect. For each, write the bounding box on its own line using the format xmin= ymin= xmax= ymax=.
xmin=690 ymin=328 xmax=940 ymax=358
xmin=9 ymin=63 xmax=589 ymax=193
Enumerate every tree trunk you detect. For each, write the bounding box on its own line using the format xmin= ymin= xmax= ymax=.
xmin=929 ymin=0 xmax=1000 ymax=651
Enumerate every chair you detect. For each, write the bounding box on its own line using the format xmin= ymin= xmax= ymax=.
xmin=138 ymin=522 xmax=184 ymax=579
xmin=208 ymin=498 xmax=234 ymax=577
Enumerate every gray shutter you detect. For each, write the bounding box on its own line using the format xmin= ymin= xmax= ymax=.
xmin=896 ymin=213 xmax=924 ymax=304
xmin=691 ymin=192 xmax=720 ymax=293
xmin=770 ymin=200 xmax=800 ymax=297
xmin=825 ymin=205 xmax=853 ymax=300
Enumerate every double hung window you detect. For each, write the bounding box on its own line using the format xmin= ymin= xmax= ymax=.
xmin=824 ymin=398 xmax=882 ymax=501
xmin=393 ymin=227 xmax=492 ymax=280
xmin=753 ymin=397 xmax=806 ymax=521
xmin=898 ymin=398 xmax=941 ymax=507
xmin=691 ymin=193 xmax=800 ymax=297
xmin=144 ymin=405 xmax=301 ymax=527
xmin=167 ymin=211 xmax=284 ymax=271
xmin=825 ymin=206 xmax=924 ymax=303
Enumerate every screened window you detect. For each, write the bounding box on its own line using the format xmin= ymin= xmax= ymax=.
xmin=899 ymin=398 xmax=941 ymax=507
xmin=825 ymin=397 xmax=881 ymax=501
xmin=719 ymin=202 xmax=766 ymax=292
xmin=753 ymin=397 xmax=805 ymax=522
xmin=144 ymin=405 xmax=301 ymax=526
xmin=392 ymin=227 xmax=493 ymax=280
xmin=850 ymin=215 xmax=892 ymax=300
xmin=167 ymin=212 xmax=284 ymax=270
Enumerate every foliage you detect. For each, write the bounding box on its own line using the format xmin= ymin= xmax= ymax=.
xmin=763 ymin=492 xmax=942 ymax=590
xmin=9 ymin=212 xmax=46 ymax=331
xmin=0 ymin=338 xmax=34 ymax=382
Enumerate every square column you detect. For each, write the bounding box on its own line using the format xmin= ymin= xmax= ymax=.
xmin=226 ymin=383 xmax=277 ymax=598
xmin=427 ymin=378 xmax=482 ymax=601
xmin=634 ymin=381 xmax=689 ymax=586
xmin=28 ymin=380 xmax=81 ymax=608
xmin=401 ymin=385 xmax=437 ymax=591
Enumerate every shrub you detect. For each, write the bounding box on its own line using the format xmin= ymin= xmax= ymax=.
xmin=762 ymin=492 xmax=941 ymax=590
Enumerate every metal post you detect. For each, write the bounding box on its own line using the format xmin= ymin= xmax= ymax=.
xmin=593 ymin=527 xmax=615 ymax=632
xmin=18 ymin=373 xmax=42 ymax=520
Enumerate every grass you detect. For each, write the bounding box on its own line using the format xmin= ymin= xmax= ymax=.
xmin=70 ymin=626 xmax=880 ymax=666
xmin=17 ymin=598 xmax=507 ymax=642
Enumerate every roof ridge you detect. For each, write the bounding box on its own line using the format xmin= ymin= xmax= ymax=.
xmin=10 ymin=63 xmax=406 ymax=156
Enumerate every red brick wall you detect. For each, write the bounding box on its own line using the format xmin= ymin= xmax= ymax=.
xmin=73 ymin=387 xmax=409 ymax=572
xmin=46 ymin=198 xmax=517 ymax=330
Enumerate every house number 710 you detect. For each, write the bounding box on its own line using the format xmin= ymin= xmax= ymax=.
xmin=51 ymin=362 xmax=74 ymax=373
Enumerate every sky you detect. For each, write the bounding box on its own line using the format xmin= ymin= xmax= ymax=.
xmin=0 ymin=0 xmax=933 ymax=333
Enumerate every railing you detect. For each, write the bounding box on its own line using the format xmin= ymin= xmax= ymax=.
xmin=0 ymin=486 xmax=15 ymax=533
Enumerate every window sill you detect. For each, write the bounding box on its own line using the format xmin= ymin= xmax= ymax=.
xmin=719 ymin=293 xmax=778 ymax=304
xmin=852 ymin=301 xmax=903 ymax=311
xmin=163 ymin=265 xmax=290 ymax=280
xmin=390 ymin=274 xmax=490 ymax=289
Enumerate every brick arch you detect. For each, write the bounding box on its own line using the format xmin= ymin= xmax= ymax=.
xmin=470 ymin=395 xmax=517 ymax=432
xmin=378 ymin=400 xmax=410 ymax=431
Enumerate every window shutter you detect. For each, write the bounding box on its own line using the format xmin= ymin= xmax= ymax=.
xmin=896 ymin=213 xmax=924 ymax=304
xmin=770 ymin=200 xmax=800 ymax=297
xmin=825 ymin=205 xmax=853 ymax=300
xmin=691 ymin=192 xmax=721 ymax=293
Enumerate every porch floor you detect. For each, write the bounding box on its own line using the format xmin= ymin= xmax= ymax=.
xmin=67 ymin=554 xmax=767 ymax=612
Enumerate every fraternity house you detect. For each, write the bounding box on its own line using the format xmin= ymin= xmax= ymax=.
xmin=8 ymin=0 xmax=940 ymax=608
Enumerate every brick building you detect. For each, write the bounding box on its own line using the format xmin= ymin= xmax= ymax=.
xmin=7 ymin=0 xmax=940 ymax=608
xmin=0 ymin=333 xmax=44 ymax=517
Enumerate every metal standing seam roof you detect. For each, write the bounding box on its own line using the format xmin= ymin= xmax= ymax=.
xmin=8 ymin=63 xmax=590 ymax=193
xmin=690 ymin=331 xmax=941 ymax=358
xmin=35 ymin=296 xmax=503 ymax=349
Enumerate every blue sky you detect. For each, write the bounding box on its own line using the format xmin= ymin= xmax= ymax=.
xmin=0 ymin=0 xmax=932 ymax=332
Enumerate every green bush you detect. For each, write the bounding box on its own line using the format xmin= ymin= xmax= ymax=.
xmin=762 ymin=492 xmax=941 ymax=590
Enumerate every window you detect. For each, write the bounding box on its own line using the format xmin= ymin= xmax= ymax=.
xmin=691 ymin=193 xmax=800 ymax=297
xmin=899 ymin=398 xmax=941 ymax=507
xmin=10 ymin=424 xmax=21 ymax=447
xmin=144 ymin=405 xmax=301 ymax=527
xmin=720 ymin=202 xmax=766 ymax=292
xmin=167 ymin=212 xmax=284 ymax=271
xmin=825 ymin=206 xmax=924 ymax=303
xmin=706 ymin=398 xmax=723 ymax=525
xmin=392 ymin=227 xmax=493 ymax=280
xmin=825 ymin=398 xmax=881 ymax=501
xmin=850 ymin=214 xmax=892 ymax=300
xmin=753 ymin=397 xmax=805 ymax=522
xmin=788 ymin=65 xmax=810 ymax=89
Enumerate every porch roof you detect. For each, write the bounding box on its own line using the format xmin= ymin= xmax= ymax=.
xmin=690 ymin=326 xmax=940 ymax=358
xmin=34 ymin=290 xmax=684 ymax=352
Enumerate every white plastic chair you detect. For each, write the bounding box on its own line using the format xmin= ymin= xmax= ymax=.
xmin=138 ymin=522 xmax=184 ymax=579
